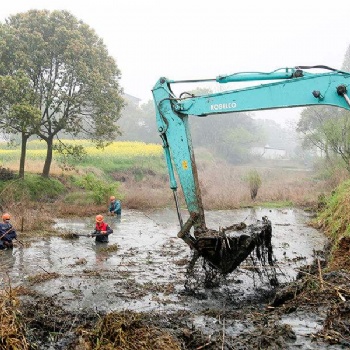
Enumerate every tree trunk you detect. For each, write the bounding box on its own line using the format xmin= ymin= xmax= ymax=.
xmin=42 ymin=136 xmax=53 ymax=178
xmin=325 ymin=142 xmax=330 ymax=160
xmin=19 ymin=133 xmax=29 ymax=179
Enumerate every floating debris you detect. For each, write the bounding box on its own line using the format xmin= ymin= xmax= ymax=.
xmin=99 ymin=243 xmax=119 ymax=252
xmin=27 ymin=272 xmax=60 ymax=285
xmin=60 ymin=231 xmax=79 ymax=240
xmin=71 ymin=258 xmax=87 ymax=266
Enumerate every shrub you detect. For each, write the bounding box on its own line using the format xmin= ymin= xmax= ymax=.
xmin=74 ymin=173 xmax=122 ymax=205
xmin=0 ymin=166 xmax=16 ymax=181
xmin=244 ymin=169 xmax=262 ymax=200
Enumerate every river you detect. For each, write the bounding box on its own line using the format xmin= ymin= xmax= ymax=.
xmin=1 ymin=207 xmax=335 ymax=349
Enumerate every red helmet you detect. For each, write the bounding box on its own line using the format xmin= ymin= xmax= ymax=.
xmin=2 ymin=213 xmax=10 ymax=221
xmin=96 ymin=214 xmax=104 ymax=223
xmin=110 ymin=196 xmax=115 ymax=201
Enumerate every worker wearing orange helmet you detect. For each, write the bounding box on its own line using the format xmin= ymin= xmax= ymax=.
xmin=0 ymin=213 xmax=17 ymax=250
xmin=93 ymin=214 xmax=113 ymax=243
xmin=108 ymin=195 xmax=122 ymax=217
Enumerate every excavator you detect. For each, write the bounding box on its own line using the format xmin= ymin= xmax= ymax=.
xmin=152 ymin=65 xmax=350 ymax=274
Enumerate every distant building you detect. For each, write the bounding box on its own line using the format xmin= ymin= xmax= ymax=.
xmin=251 ymin=144 xmax=288 ymax=160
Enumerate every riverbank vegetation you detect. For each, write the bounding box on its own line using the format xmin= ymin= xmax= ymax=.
xmin=0 ymin=139 xmax=342 ymax=231
xmin=312 ymin=178 xmax=350 ymax=271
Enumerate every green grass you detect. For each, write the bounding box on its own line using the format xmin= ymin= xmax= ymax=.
xmin=0 ymin=174 xmax=66 ymax=202
xmin=315 ymin=179 xmax=350 ymax=241
xmin=77 ymin=155 xmax=166 ymax=174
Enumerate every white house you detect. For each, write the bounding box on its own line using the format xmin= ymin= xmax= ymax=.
xmin=251 ymin=144 xmax=287 ymax=160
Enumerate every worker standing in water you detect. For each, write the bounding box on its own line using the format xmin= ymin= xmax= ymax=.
xmin=108 ymin=196 xmax=122 ymax=218
xmin=0 ymin=213 xmax=17 ymax=249
xmin=93 ymin=215 xmax=113 ymax=243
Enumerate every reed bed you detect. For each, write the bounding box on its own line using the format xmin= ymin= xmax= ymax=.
xmin=0 ymin=288 xmax=29 ymax=350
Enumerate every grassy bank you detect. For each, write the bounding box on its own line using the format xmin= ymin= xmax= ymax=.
xmin=312 ymin=179 xmax=350 ymax=271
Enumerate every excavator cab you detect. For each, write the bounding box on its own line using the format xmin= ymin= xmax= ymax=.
xmin=152 ymin=66 xmax=350 ymax=274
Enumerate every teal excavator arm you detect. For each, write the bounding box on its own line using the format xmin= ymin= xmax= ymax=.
xmin=152 ymin=66 xmax=350 ymax=272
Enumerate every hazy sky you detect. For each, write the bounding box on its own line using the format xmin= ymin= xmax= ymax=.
xmin=1 ymin=0 xmax=350 ymax=125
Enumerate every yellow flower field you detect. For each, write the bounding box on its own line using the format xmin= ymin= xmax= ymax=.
xmin=85 ymin=141 xmax=162 ymax=157
xmin=0 ymin=140 xmax=164 ymax=174
xmin=0 ymin=140 xmax=162 ymax=157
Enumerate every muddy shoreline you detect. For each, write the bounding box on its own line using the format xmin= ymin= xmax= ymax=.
xmin=1 ymin=208 xmax=349 ymax=349
xmin=12 ymin=263 xmax=350 ymax=350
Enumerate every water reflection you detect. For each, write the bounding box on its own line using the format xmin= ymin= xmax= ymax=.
xmin=92 ymin=243 xmax=111 ymax=267
xmin=0 ymin=249 xmax=16 ymax=269
xmin=0 ymin=249 xmax=16 ymax=287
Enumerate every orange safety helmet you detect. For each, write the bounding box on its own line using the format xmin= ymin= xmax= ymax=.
xmin=2 ymin=213 xmax=10 ymax=221
xmin=96 ymin=214 xmax=104 ymax=223
xmin=110 ymin=196 xmax=116 ymax=201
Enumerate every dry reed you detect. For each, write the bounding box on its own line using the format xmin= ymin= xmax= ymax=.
xmin=53 ymin=203 xmax=106 ymax=217
xmin=0 ymin=287 xmax=29 ymax=350
xmin=5 ymin=159 xmax=78 ymax=176
xmin=120 ymin=176 xmax=173 ymax=210
xmin=76 ymin=310 xmax=181 ymax=350
xmin=116 ymin=162 xmax=334 ymax=212
xmin=198 ymin=163 xmax=332 ymax=209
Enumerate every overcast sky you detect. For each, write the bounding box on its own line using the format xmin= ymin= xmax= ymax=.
xmin=1 ymin=0 xmax=350 ymax=125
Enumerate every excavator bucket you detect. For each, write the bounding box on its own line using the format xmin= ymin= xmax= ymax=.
xmin=192 ymin=217 xmax=273 ymax=274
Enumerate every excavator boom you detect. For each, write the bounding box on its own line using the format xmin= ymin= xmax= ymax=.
xmin=152 ymin=66 xmax=350 ymax=273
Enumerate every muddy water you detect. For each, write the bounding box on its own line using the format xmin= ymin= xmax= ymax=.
xmin=0 ymin=208 xmax=331 ymax=348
